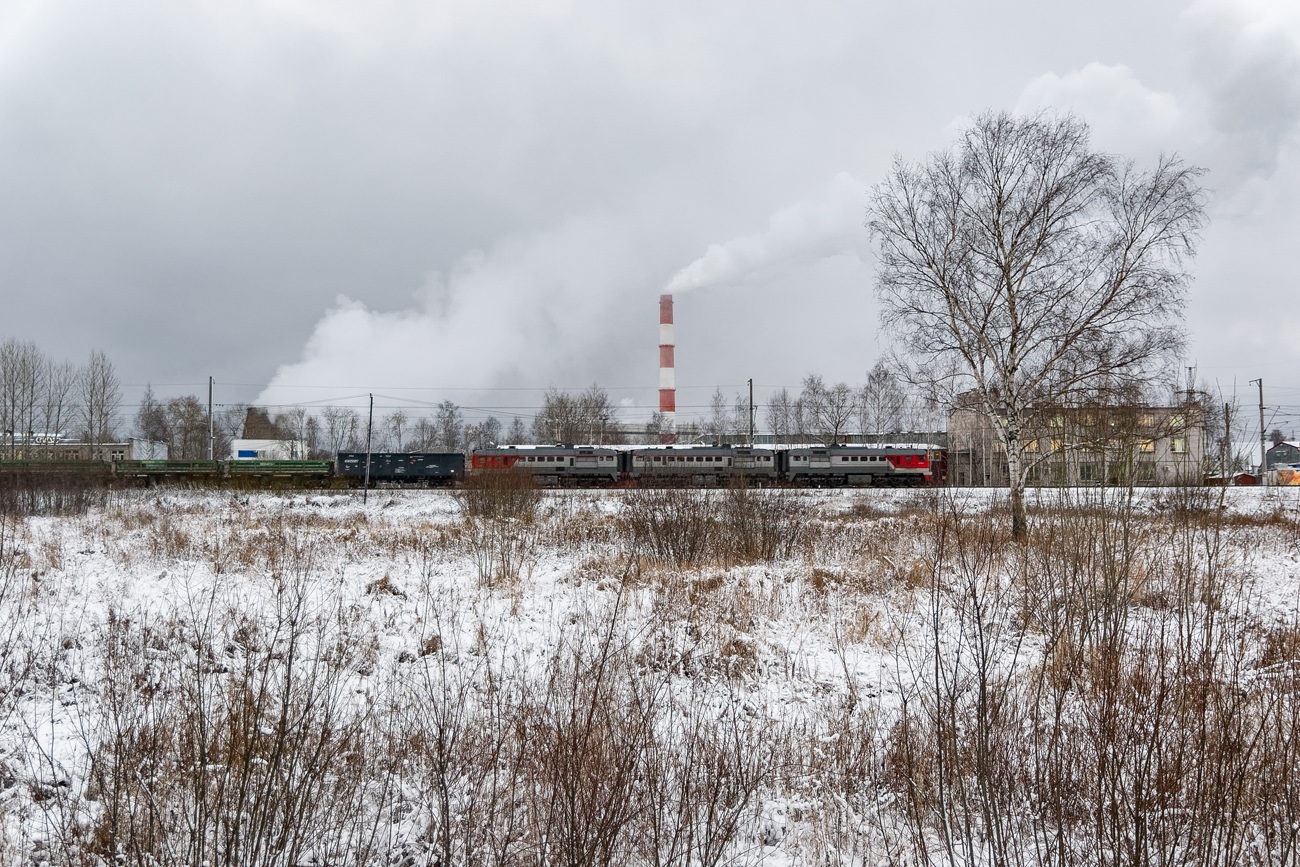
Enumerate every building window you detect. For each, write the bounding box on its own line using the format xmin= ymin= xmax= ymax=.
xmin=1139 ymin=440 xmax=1155 ymax=453
xmin=1139 ymin=413 xmax=1155 ymax=428
xmin=1171 ymin=437 xmax=1187 ymax=454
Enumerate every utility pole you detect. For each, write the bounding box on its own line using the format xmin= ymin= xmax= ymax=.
xmin=1252 ymin=378 xmax=1266 ymax=485
xmin=207 ymin=376 xmax=214 ymax=460
xmin=363 ymin=394 xmax=374 ymax=504
xmin=748 ymin=379 xmax=755 ymax=446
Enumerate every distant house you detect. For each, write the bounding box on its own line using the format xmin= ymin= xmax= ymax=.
xmin=1266 ymin=441 xmax=1300 ymax=470
xmin=947 ymin=394 xmax=1206 ymax=486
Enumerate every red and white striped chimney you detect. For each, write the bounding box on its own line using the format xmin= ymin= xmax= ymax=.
xmin=659 ymin=294 xmax=676 ymax=444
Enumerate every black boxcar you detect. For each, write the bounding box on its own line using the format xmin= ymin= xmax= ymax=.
xmin=337 ymin=452 xmax=464 ymax=486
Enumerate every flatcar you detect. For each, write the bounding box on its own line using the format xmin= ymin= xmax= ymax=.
xmin=471 ymin=445 xmax=621 ymax=485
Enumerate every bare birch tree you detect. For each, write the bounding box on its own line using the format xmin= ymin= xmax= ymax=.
xmin=135 ymin=384 xmax=169 ymax=444
xmin=870 ymin=111 xmax=1205 ymax=539
xmin=40 ymin=358 xmax=78 ymax=440
xmin=859 ymin=359 xmax=907 ymax=439
xmin=765 ymin=389 xmax=797 ymax=446
xmin=78 ymin=349 xmax=122 ymax=446
xmin=384 ymin=410 xmax=408 ymax=451
xmin=0 ymin=341 xmax=44 ymax=456
xmin=506 ymin=416 xmax=528 ymax=445
xmin=320 ymin=405 xmax=361 ymax=453
xmin=800 ymin=375 xmax=857 ymax=445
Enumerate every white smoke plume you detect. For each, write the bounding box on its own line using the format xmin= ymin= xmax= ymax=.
xmin=663 ymin=172 xmax=868 ymax=295
xmin=256 ymin=214 xmax=656 ymax=408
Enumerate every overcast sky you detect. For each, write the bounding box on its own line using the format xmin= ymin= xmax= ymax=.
xmin=2 ymin=0 xmax=1298 ymax=431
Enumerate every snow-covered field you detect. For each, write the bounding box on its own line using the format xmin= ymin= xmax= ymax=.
xmin=0 ymin=485 xmax=1297 ymax=865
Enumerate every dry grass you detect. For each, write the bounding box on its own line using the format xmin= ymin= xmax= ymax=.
xmin=3 ymin=486 xmax=1298 ymax=865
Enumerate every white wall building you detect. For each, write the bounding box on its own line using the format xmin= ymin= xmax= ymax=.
xmin=229 ymin=439 xmax=307 ymax=460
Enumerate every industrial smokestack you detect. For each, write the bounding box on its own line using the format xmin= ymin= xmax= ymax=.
xmin=659 ymin=294 xmax=676 ymax=444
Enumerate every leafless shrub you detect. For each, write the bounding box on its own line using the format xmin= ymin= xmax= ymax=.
xmin=398 ymin=604 xmax=530 ymax=867
xmin=0 ymin=510 xmax=34 ymax=735
xmin=454 ymin=469 xmax=541 ymax=522
xmin=868 ymin=485 xmax=1300 ymax=867
xmin=63 ymin=568 xmax=396 ymax=865
xmin=462 ymin=516 xmax=538 ymax=590
xmin=719 ymin=481 xmax=807 ymax=563
xmin=621 ymin=488 xmax=717 ymax=568
xmin=522 ymin=599 xmax=653 ymax=866
xmin=638 ymin=680 xmax=776 ymax=867
xmin=0 ymin=470 xmax=117 ymax=517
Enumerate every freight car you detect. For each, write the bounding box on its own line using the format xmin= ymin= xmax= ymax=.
xmin=337 ymin=452 xmax=464 ymax=486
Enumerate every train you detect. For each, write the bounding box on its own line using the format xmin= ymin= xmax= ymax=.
xmin=472 ymin=443 xmax=937 ymax=487
xmin=0 ymin=443 xmax=940 ymax=488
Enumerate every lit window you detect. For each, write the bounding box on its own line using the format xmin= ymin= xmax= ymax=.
xmin=1139 ymin=440 xmax=1155 ymax=453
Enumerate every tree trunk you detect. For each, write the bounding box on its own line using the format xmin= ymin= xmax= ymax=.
xmin=1010 ymin=482 xmax=1027 ymax=542
xmin=1006 ymin=443 xmax=1028 ymax=542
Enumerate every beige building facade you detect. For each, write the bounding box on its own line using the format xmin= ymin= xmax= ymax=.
xmin=947 ymin=396 xmax=1206 ymax=487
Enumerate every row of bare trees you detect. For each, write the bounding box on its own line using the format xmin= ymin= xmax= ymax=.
xmin=275 ymin=402 xmax=525 ymax=457
xmin=754 ymin=364 xmax=937 ymax=446
xmin=0 ymin=341 xmax=122 ymax=453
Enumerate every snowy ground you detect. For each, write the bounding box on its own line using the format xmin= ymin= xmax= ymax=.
xmin=0 ymin=485 xmax=1297 ymax=864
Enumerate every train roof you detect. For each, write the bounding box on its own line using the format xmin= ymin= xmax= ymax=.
xmin=473 ymin=445 xmax=620 ymax=453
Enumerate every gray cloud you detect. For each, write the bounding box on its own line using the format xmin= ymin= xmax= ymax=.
xmin=1185 ymin=0 xmax=1300 ymax=179
xmin=7 ymin=0 xmax=1297 ymax=428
